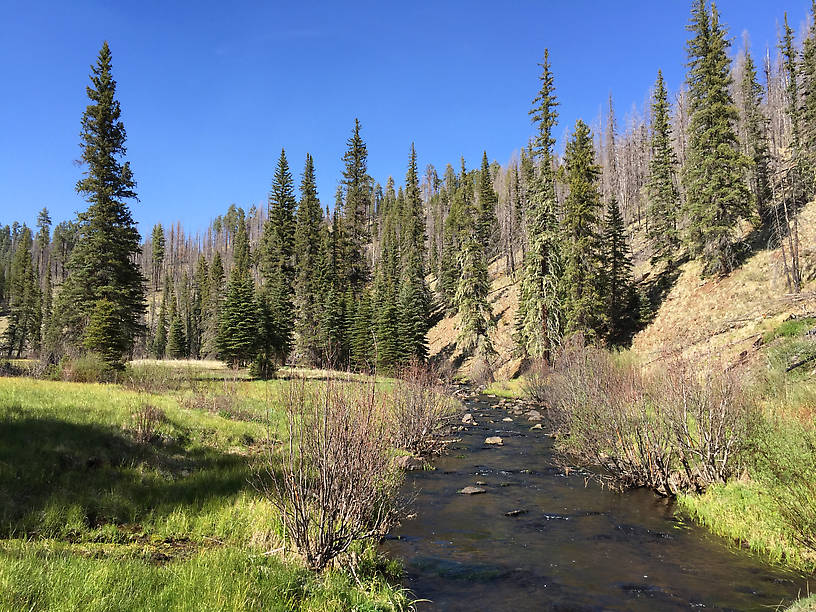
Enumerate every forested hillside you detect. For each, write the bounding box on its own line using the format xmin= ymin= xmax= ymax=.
xmin=2 ymin=0 xmax=815 ymax=383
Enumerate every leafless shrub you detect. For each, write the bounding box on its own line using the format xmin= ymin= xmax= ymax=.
xmin=534 ymin=335 xmax=754 ymax=496
xmin=120 ymin=363 xmax=193 ymax=393
xmin=260 ymin=378 xmax=404 ymax=571
xmin=655 ymin=359 xmax=754 ymax=487
xmin=469 ymin=353 xmax=495 ymax=388
xmin=390 ymin=361 xmax=455 ymax=456
xmin=131 ymin=404 xmax=166 ymax=444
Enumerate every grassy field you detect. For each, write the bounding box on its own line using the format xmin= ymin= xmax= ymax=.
xmin=0 ymin=365 xmax=411 ymax=611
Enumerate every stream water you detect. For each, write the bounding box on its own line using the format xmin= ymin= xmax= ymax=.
xmin=382 ymin=394 xmax=809 ymax=611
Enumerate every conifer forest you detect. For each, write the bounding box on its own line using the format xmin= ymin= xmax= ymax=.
xmin=4 ymin=2 xmax=816 ymax=610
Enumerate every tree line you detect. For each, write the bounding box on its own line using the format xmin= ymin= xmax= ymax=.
xmin=2 ymin=1 xmax=815 ymax=372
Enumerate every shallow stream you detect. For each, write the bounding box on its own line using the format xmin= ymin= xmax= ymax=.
xmin=383 ymin=394 xmax=809 ymax=611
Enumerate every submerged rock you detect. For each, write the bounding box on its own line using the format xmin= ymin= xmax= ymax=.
xmin=485 ymin=436 xmax=504 ymax=446
xmin=504 ymin=509 xmax=528 ymax=517
xmin=459 ymin=486 xmax=487 ymax=495
xmin=502 ymin=417 xmax=513 ymax=422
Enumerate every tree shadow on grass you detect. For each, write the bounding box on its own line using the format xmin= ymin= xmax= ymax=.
xmin=0 ymin=409 xmax=270 ymax=538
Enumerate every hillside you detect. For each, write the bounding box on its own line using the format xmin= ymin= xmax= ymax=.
xmin=429 ymin=200 xmax=816 ymax=378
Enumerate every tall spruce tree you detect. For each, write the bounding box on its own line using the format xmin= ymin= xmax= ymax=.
xmin=397 ymin=145 xmax=430 ymax=362
xmin=4 ymin=227 xmax=38 ymax=358
xmin=218 ymin=215 xmax=257 ymax=368
xmin=515 ymin=49 xmax=563 ymax=360
xmin=293 ymin=153 xmax=324 ymax=365
xmin=738 ymin=43 xmax=772 ymax=226
xmin=257 ymin=149 xmax=297 ymax=373
xmin=454 ymin=180 xmax=494 ymax=361
xmin=562 ymin=120 xmax=607 ymax=341
xmin=682 ymin=1 xmax=751 ymax=277
xmin=802 ymin=1 xmax=816 ymax=168
xmin=201 ymin=252 xmax=224 ymax=358
xmin=602 ymin=196 xmax=636 ymax=346
xmin=477 ymin=151 xmax=498 ymax=251
xmin=646 ymin=70 xmax=680 ymax=265
xmin=53 ymin=42 xmax=145 ymax=367
xmin=342 ymin=118 xmax=371 ymax=291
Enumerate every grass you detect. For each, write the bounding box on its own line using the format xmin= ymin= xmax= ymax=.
xmin=678 ymin=481 xmax=815 ymax=571
xmin=482 ymin=378 xmax=525 ymax=399
xmin=0 ymin=366 xmax=411 ymax=611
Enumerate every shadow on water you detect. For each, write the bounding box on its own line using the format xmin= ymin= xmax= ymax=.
xmin=383 ymin=395 xmax=809 ymax=611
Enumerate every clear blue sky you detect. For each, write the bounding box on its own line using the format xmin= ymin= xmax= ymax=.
xmin=0 ymin=0 xmax=811 ymax=234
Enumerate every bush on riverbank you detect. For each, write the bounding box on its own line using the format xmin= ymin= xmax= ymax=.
xmin=537 ymin=335 xmax=754 ymax=496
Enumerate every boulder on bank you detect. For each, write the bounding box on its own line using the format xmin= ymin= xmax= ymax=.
xmin=462 ymin=413 xmax=476 ymax=425
xmin=526 ymin=409 xmax=542 ymax=421
xmin=394 ymin=455 xmax=427 ymax=471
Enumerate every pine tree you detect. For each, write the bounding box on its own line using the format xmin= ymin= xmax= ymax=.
xmin=780 ymin=13 xmax=802 ymax=153
xmin=454 ymin=202 xmax=494 ymax=360
xmin=477 ymin=151 xmax=498 ymax=250
xmin=602 ymin=196 xmax=636 ymax=346
xmin=4 ymin=227 xmax=37 ymax=358
xmin=218 ymin=218 xmax=257 ymax=368
xmin=802 ymin=1 xmax=816 ymax=168
xmin=646 ymin=70 xmax=680 ymax=265
xmin=350 ymin=289 xmax=374 ymax=372
xmin=53 ymin=42 xmax=145 ymax=366
xmin=257 ymin=149 xmax=297 ymax=371
xmin=342 ymin=118 xmax=371 ymax=291
xmin=562 ymin=120 xmax=607 ymax=341
xmin=738 ymin=44 xmax=772 ymax=226
xmin=202 ymin=252 xmax=224 ymax=358
xmin=515 ymin=49 xmax=563 ymax=360
xmin=397 ymin=145 xmax=430 ymax=362
xmin=153 ymin=285 xmax=168 ymax=359
xmin=293 ymin=153 xmax=324 ymax=364
xmin=189 ymin=255 xmax=209 ymax=359
xmin=683 ymin=1 xmax=751 ymax=277
xmin=35 ymin=208 xmax=51 ymax=278
xmin=150 ymin=223 xmax=165 ymax=291
xmin=372 ymin=210 xmax=401 ymax=371
xmin=166 ymin=294 xmax=186 ymax=359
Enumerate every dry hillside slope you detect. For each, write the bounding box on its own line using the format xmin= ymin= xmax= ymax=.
xmin=429 ymin=200 xmax=816 ymax=378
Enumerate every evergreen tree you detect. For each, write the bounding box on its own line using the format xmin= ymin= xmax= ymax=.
xmin=738 ymin=44 xmax=772 ymax=226
xmin=293 ymin=153 xmax=324 ymax=364
xmin=646 ymin=70 xmax=680 ymax=265
xmin=53 ymin=42 xmax=145 ymax=366
xmin=515 ymin=49 xmax=564 ymax=360
xmin=454 ymin=196 xmax=494 ymax=360
xmin=201 ymin=252 xmax=224 ymax=358
xmin=166 ymin=294 xmax=186 ymax=359
xmin=153 ymin=285 xmax=168 ymax=359
xmin=372 ymin=211 xmax=401 ymax=371
xmin=477 ymin=151 xmax=498 ymax=250
xmin=150 ymin=223 xmax=165 ymax=291
xmin=350 ymin=289 xmax=374 ymax=372
xmin=189 ymin=255 xmax=209 ymax=359
xmin=562 ymin=120 xmax=607 ymax=341
xmin=342 ymin=118 xmax=371 ymax=290
xmin=257 ymin=149 xmax=297 ymax=372
xmin=780 ymin=13 xmax=802 ymax=152
xmin=602 ymin=196 xmax=636 ymax=346
xmin=218 ymin=219 xmax=257 ymax=367
xmin=683 ymin=1 xmax=751 ymax=276
xmin=4 ymin=227 xmax=37 ymax=358
xmin=35 ymin=208 xmax=51 ymax=277
xmin=397 ymin=145 xmax=430 ymax=362
xmin=802 ymin=1 xmax=816 ymax=167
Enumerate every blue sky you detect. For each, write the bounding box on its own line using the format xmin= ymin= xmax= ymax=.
xmin=0 ymin=1 xmax=812 ymax=234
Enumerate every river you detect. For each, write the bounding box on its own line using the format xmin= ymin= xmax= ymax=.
xmin=382 ymin=393 xmax=809 ymax=611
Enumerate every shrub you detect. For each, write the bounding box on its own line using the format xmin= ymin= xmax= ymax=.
xmin=534 ymin=335 xmax=754 ymax=496
xmin=390 ymin=361 xmax=454 ymax=456
xmin=130 ymin=404 xmax=166 ymax=444
xmin=259 ymin=378 xmax=403 ymax=571
xmin=57 ymin=354 xmax=113 ymax=383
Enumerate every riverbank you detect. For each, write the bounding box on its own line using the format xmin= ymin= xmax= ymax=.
xmin=0 ymin=371 xmax=411 ymax=610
